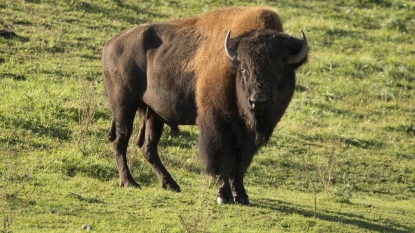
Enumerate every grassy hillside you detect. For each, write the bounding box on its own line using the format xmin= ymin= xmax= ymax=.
xmin=1 ymin=0 xmax=414 ymax=232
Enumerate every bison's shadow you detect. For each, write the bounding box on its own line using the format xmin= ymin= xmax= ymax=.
xmin=0 ymin=72 xmax=26 ymax=81
xmin=0 ymin=30 xmax=29 ymax=42
xmin=251 ymin=197 xmax=412 ymax=233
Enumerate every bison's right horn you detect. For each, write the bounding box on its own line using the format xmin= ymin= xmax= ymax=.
xmin=224 ymin=30 xmax=239 ymax=62
xmin=287 ymin=30 xmax=308 ymax=64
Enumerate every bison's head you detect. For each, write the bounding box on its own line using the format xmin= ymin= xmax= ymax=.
xmin=225 ymin=30 xmax=308 ymax=143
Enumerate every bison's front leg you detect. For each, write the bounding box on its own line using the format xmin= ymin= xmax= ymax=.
xmin=216 ymin=175 xmax=234 ymax=204
xmin=198 ymin=118 xmax=248 ymax=204
xmin=215 ymin=175 xmax=249 ymax=204
xmin=230 ymin=174 xmax=249 ymax=205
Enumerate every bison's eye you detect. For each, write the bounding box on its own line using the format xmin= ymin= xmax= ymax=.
xmin=240 ymin=66 xmax=246 ymax=75
xmin=277 ymin=64 xmax=285 ymax=74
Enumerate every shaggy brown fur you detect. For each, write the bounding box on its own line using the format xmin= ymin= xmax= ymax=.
xmin=175 ymin=7 xmax=283 ymax=118
xmin=102 ymin=6 xmax=307 ymax=204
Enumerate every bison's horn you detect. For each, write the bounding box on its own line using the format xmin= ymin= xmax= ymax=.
xmin=224 ymin=30 xmax=239 ymax=62
xmin=287 ymin=30 xmax=308 ymax=64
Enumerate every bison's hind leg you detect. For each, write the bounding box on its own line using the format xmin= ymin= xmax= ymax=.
xmin=169 ymin=125 xmax=180 ymax=137
xmin=137 ymin=107 xmax=181 ymax=192
xmin=106 ymin=92 xmax=141 ymax=188
xmin=109 ymin=118 xmax=140 ymax=188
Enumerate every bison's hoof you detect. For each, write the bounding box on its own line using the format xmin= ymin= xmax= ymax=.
xmin=217 ymin=197 xmax=235 ymax=205
xmin=234 ymin=196 xmax=249 ymax=205
xmin=120 ymin=179 xmax=141 ymax=188
xmin=162 ymin=181 xmax=181 ymax=192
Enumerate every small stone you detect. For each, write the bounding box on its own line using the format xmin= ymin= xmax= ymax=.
xmin=82 ymin=224 xmax=92 ymax=231
xmin=346 ymin=9 xmax=354 ymax=14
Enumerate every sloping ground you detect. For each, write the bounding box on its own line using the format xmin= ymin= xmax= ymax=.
xmin=1 ymin=0 xmax=414 ymax=232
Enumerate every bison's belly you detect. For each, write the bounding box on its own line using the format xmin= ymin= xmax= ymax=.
xmin=142 ymin=89 xmax=197 ymax=126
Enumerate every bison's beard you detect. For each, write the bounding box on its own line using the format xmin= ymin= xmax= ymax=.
xmin=244 ymin=112 xmax=276 ymax=147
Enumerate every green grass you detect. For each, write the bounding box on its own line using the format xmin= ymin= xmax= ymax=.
xmin=1 ymin=0 xmax=415 ymax=232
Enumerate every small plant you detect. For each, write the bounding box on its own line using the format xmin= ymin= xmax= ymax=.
xmin=1 ymin=158 xmax=35 ymax=233
xmin=383 ymin=17 xmax=407 ymax=32
xmin=76 ymin=78 xmax=98 ymax=156
xmin=301 ymin=137 xmax=341 ymax=218
xmin=316 ymin=137 xmax=340 ymax=195
xmin=303 ymin=157 xmax=318 ymax=219
xmin=333 ymin=173 xmax=353 ymax=204
xmin=1 ymin=210 xmax=13 ymax=233
xmin=178 ymin=177 xmax=215 ymax=233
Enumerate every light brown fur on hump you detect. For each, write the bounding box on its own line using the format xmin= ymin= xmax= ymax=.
xmin=173 ymin=7 xmax=283 ymax=122
xmin=174 ymin=7 xmax=283 ymax=35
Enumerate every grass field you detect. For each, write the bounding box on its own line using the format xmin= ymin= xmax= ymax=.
xmin=1 ymin=0 xmax=415 ymax=232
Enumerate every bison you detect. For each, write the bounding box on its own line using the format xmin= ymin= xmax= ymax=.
xmin=102 ymin=6 xmax=308 ymax=204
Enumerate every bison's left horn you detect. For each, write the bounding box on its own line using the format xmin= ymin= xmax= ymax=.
xmin=287 ymin=30 xmax=308 ymax=64
xmin=224 ymin=30 xmax=239 ymax=62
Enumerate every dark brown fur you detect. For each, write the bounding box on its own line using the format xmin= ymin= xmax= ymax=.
xmin=102 ymin=7 xmax=307 ymax=204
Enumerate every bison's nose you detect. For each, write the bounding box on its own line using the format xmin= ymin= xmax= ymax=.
xmin=248 ymin=95 xmax=269 ymax=113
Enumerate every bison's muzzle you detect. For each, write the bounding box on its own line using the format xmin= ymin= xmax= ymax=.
xmin=248 ymin=93 xmax=269 ymax=115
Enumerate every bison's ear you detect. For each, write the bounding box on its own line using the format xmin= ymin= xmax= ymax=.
xmin=224 ymin=30 xmax=239 ymax=63
xmin=287 ymin=31 xmax=308 ymax=65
